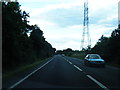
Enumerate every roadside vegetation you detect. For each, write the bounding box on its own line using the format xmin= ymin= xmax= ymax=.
xmin=3 ymin=57 xmax=51 ymax=83
xmin=89 ymin=29 xmax=120 ymax=65
xmin=2 ymin=2 xmax=56 ymax=76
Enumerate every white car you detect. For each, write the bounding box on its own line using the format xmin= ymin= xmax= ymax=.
xmin=84 ymin=54 xmax=105 ymax=67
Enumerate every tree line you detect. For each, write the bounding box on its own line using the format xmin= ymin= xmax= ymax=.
xmin=56 ymin=27 xmax=120 ymax=65
xmin=87 ymin=27 xmax=120 ymax=64
xmin=89 ymin=28 xmax=120 ymax=64
xmin=2 ymin=2 xmax=56 ymax=72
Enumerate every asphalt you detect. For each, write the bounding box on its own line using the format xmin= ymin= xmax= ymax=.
xmin=3 ymin=55 xmax=120 ymax=89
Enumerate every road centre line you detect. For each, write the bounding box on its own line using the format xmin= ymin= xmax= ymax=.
xmin=68 ymin=61 xmax=72 ymax=64
xmin=63 ymin=57 xmax=109 ymax=89
xmin=8 ymin=57 xmax=55 ymax=90
xmin=63 ymin=57 xmax=69 ymax=62
xmin=63 ymin=57 xmax=83 ymax=71
xmin=62 ymin=57 xmax=72 ymax=64
xmin=86 ymin=75 xmax=109 ymax=90
xmin=73 ymin=65 xmax=83 ymax=71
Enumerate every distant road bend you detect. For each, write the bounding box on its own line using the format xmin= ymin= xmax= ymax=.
xmin=6 ymin=55 xmax=120 ymax=89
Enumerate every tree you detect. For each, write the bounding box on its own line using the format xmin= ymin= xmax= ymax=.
xmin=89 ymin=29 xmax=120 ymax=64
xmin=2 ymin=2 xmax=31 ymax=69
xmin=89 ymin=35 xmax=109 ymax=61
xmin=2 ymin=2 xmax=56 ymax=71
xmin=104 ymin=29 xmax=120 ymax=63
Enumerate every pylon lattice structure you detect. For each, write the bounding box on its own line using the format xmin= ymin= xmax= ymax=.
xmin=81 ymin=0 xmax=91 ymax=50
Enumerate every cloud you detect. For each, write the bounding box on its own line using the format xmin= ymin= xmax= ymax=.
xmin=36 ymin=22 xmax=116 ymax=50
xmin=89 ymin=0 xmax=119 ymax=16
xmin=28 ymin=1 xmax=82 ymax=16
xmin=30 ymin=6 xmax=83 ymax=27
xmin=98 ymin=15 xmax=118 ymax=24
xmin=89 ymin=24 xmax=116 ymax=47
xmin=19 ymin=0 xmax=118 ymax=50
xmin=89 ymin=0 xmax=118 ymax=27
xmin=28 ymin=19 xmax=58 ymax=28
xmin=47 ymin=34 xmax=81 ymax=50
xmin=55 ymin=40 xmax=81 ymax=50
xmin=28 ymin=15 xmax=117 ymax=50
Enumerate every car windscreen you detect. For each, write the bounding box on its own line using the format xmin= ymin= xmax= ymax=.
xmin=90 ymin=55 xmax=101 ymax=59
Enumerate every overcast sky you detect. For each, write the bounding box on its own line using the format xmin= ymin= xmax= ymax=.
xmin=19 ymin=0 xmax=119 ymax=50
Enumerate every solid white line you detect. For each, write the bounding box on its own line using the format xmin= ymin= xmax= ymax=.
xmin=8 ymin=57 xmax=55 ymax=89
xmin=86 ymin=75 xmax=109 ymax=90
xmin=73 ymin=65 xmax=83 ymax=71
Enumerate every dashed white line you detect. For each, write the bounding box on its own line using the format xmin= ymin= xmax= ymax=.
xmin=62 ymin=57 xmax=73 ymax=64
xmin=63 ymin=57 xmax=82 ymax=71
xmin=68 ymin=61 xmax=72 ymax=64
xmin=8 ymin=57 xmax=55 ymax=89
xmin=86 ymin=75 xmax=109 ymax=90
xmin=62 ymin=56 xmax=109 ymax=90
xmin=65 ymin=60 xmax=72 ymax=64
xmin=73 ymin=65 xmax=83 ymax=71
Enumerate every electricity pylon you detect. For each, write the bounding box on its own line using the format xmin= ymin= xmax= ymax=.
xmin=81 ymin=0 xmax=91 ymax=50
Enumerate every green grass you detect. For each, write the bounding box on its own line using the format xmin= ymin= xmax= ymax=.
xmin=70 ymin=53 xmax=86 ymax=60
xmin=3 ymin=57 xmax=51 ymax=83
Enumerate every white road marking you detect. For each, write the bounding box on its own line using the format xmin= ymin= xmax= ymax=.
xmin=68 ymin=61 xmax=72 ymax=64
xmin=73 ymin=65 xmax=83 ymax=71
xmin=8 ymin=57 xmax=55 ymax=89
xmin=62 ymin=57 xmax=73 ymax=64
xmin=86 ymin=75 xmax=109 ymax=90
xmin=63 ymin=57 xmax=82 ymax=71
xmin=62 ymin=56 xmax=109 ymax=89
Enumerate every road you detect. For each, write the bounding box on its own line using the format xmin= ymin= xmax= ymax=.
xmin=4 ymin=55 xmax=120 ymax=89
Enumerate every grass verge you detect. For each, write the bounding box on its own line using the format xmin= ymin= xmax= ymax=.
xmin=3 ymin=57 xmax=51 ymax=83
xmin=70 ymin=53 xmax=86 ymax=60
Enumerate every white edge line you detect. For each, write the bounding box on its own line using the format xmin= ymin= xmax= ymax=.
xmin=86 ymin=75 xmax=109 ymax=90
xmin=73 ymin=65 xmax=83 ymax=71
xmin=8 ymin=57 xmax=55 ymax=89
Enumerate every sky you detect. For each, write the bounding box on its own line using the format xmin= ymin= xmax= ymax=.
xmin=19 ymin=0 xmax=119 ymax=50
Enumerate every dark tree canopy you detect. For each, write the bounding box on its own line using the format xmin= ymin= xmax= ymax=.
xmin=89 ymin=29 xmax=120 ymax=64
xmin=2 ymin=2 xmax=55 ymax=71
